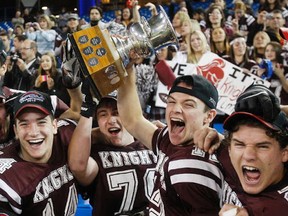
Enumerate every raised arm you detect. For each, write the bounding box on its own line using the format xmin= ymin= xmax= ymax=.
xmin=117 ymin=66 xmax=157 ymax=149
xmin=68 ymin=108 xmax=99 ymax=186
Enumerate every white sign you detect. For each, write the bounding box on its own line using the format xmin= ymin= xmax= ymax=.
xmin=155 ymin=52 xmax=270 ymax=115
xmin=155 ymin=61 xmax=196 ymax=108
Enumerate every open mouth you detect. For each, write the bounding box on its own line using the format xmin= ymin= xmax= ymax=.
xmin=242 ymin=165 xmax=261 ymax=183
xmin=170 ymin=118 xmax=185 ymax=133
xmin=108 ymin=127 xmax=121 ymax=135
xmin=28 ymin=139 xmax=44 ymax=146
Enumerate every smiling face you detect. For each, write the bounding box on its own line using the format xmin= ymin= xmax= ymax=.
xmin=165 ymin=82 xmax=214 ymax=145
xmin=232 ymin=37 xmax=246 ymax=57
xmin=253 ymin=32 xmax=270 ymax=49
xmin=41 ymin=55 xmax=53 ymax=72
xmin=229 ymin=125 xmax=288 ymax=194
xmin=211 ymin=27 xmax=226 ymax=43
xmin=190 ymin=32 xmax=205 ymax=53
xmin=14 ymin=108 xmax=57 ymax=163
xmin=209 ymin=8 xmax=222 ymax=25
xmin=264 ymin=44 xmax=276 ymax=61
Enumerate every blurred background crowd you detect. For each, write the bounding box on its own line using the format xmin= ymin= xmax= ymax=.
xmin=1 ymin=0 xmax=288 ymax=125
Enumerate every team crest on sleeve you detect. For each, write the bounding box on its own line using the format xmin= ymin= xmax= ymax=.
xmin=0 ymin=158 xmax=16 ymax=174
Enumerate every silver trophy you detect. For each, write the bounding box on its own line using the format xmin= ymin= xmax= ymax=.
xmin=111 ymin=5 xmax=178 ymax=66
xmin=68 ymin=6 xmax=178 ymax=99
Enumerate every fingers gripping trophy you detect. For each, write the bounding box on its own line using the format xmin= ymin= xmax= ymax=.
xmin=68 ymin=6 xmax=178 ymax=99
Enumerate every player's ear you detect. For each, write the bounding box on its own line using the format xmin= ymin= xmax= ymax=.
xmin=204 ymin=109 xmax=217 ymax=125
xmin=281 ymin=146 xmax=288 ymax=163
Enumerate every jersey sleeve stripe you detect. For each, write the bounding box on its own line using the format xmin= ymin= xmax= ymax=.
xmin=168 ymin=159 xmax=223 ymax=179
xmin=0 ymin=179 xmax=22 ymax=214
xmin=170 ymin=173 xmax=222 ymax=195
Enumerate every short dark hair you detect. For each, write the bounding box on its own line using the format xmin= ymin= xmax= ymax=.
xmin=223 ymin=118 xmax=288 ymax=149
xmin=14 ymin=34 xmax=27 ymax=42
xmin=90 ymin=6 xmax=103 ymax=17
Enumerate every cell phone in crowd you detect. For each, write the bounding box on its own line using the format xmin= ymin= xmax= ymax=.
xmin=40 ymin=75 xmax=48 ymax=83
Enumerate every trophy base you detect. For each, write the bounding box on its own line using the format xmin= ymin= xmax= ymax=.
xmin=68 ymin=26 xmax=127 ymax=99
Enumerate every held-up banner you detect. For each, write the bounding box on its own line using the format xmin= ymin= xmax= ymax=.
xmin=155 ymin=52 xmax=270 ymax=115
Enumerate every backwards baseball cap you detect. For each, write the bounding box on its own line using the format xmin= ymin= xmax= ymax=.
xmin=224 ymin=111 xmax=288 ymax=134
xmin=13 ymin=91 xmax=54 ymax=117
xmin=169 ymin=75 xmax=218 ymax=109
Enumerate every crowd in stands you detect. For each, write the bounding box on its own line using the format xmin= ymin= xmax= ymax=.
xmin=0 ymin=0 xmax=286 ymax=106
xmin=1 ymin=0 xmax=288 ymax=215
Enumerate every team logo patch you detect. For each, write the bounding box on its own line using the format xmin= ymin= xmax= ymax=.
xmin=0 ymin=158 xmax=16 ymax=174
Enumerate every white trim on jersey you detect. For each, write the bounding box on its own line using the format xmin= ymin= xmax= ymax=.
xmin=0 ymin=179 xmax=22 ymax=214
xmin=168 ymin=159 xmax=223 ymax=196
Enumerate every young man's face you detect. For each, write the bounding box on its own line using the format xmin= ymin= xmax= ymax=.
xmin=0 ymin=35 xmax=10 ymax=50
xmin=90 ymin=9 xmax=101 ymax=21
xmin=165 ymin=82 xmax=214 ymax=145
xmin=229 ymin=125 xmax=288 ymax=194
xmin=14 ymin=108 xmax=57 ymax=163
xmin=96 ymin=101 xmax=129 ymax=146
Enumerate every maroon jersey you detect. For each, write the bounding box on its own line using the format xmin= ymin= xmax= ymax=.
xmin=87 ymin=140 xmax=157 ymax=216
xmin=149 ymin=127 xmax=224 ymax=216
xmin=219 ymin=146 xmax=288 ymax=215
xmin=0 ymin=118 xmax=78 ymax=215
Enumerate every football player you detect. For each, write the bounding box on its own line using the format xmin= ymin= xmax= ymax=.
xmin=68 ymin=92 xmax=157 ymax=215
xmin=0 ymin=90 xmax=80 ymax=215
xmin=195 ymin=84 xmax=288 ymax=215
xmin=117 ymin=65 xmax=224 ymax=215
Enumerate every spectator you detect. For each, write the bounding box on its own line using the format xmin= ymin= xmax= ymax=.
xmin=204 ymin=4 xmax=234 ymax=43
xmin=230 ymin=1 xmax=256 ymax=44
xmin=171 ymin=11 xmax=190 ymax=42
xmin=247 ymin=9 xmax=269 ymax=47
xmin=68 ymin=94 xmax=157 ymax=215
xmin=25 ymin=15 xmax=58 ymax=55
xmin=259 ymin=0 xmax=283 ymax=13
xmin=3 ymin=39 xmax=40 ymax=91
xmin=249 ymin=31 xmax=271 ymax=64
xmin=265 ymin=9 xmax=286 ymax=44
xmin=187 ymin=30 xmax=210 ymax=64
xmin=22 ymin=8 xmax=36 ymax=25
xmin=13 ymin=24 xmax=25 ymax=37
xmin=210 ymin=26 xmax=231 ymax=57
xmin=223 ymin=34 xmax=258 ymax=74
xmin=213 ymin=0 xmax=231 ymax=19
xmin=34 ymin=52 xmax=69 ymax=106
xmin=120 ymin=7 xmax=133 ymax=27
xmin=62 ymin=13 xmax=81 ymax=40
xmin=11 ymin=10 xmax=24 ymax=27
xmin=117 ymin=65 xmax=224 ymax=215
xmin=11 ymin=34 xmax=27 ymax=58
xmin=180 ymin=17 xmax=201 ymax=55
xmin=260 ymin=41 xmax=288 ymax=104
xmin=81 ymin=6 xmax=106 ymax=29
xmin=0 ymin=50 xmax=7 ymax=88
xmin=0 ymin=31 xmax=12 ymax=55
